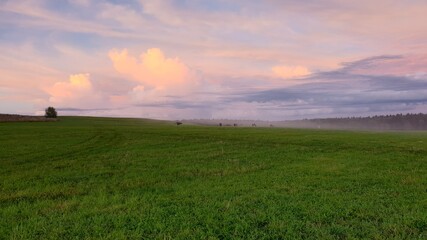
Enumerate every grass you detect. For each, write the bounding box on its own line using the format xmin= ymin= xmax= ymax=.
xmin=0 ymin=116 xmax=426 ymax=239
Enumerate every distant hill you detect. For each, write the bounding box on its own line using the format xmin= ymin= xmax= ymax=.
xmin=0 ymin=114 xmax=57 ymax=122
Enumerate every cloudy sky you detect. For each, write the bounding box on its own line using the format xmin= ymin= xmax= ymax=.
xmin=1 ymin=0 xmax=427 ymax=120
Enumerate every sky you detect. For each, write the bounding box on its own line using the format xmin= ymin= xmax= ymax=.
xmin=1 ymin=0 xmax=427 ymax=120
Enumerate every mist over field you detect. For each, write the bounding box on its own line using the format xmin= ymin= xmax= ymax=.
xmin=184 ymin=113 xmax=427 ymax=131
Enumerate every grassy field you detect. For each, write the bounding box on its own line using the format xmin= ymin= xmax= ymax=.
xmin=0 ymin=117 xmax=426 ymax=239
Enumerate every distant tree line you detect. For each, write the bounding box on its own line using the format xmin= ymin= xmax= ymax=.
xmin=290 ymin=113 xmax=427 ymax=130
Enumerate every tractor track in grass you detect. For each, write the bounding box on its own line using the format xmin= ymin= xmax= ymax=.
xmin=48 ymin=129 xmax=125 ymax=160
xmin=43 ymin=128 xmax=126 ymax=161
xmin=1 ymin=128 xmax=126 ymax=166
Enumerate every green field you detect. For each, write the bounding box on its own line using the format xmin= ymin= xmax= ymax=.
xmin=0 ymin=117 xmax=426 ymax=239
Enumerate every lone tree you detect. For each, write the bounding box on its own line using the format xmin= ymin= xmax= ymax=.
xmin=45 ymin=106 xmax=57 ymax=118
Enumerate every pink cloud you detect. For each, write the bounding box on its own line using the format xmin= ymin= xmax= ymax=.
xmin=45 ymin=73 xmax=103 ymax=107
xmin=272 ymin=65 xmax=311 ymax=79
xmin=109 ymin=48 xmax=199 ymax=103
